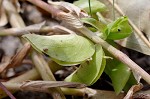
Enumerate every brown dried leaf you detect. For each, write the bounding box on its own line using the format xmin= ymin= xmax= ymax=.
xmin=124 ymin=83 xmax=143 ymax=99
xmin=89 ymin=89 xmax=124 ymax=99
xmin=48 ymin=0 xmax=88 ymax=18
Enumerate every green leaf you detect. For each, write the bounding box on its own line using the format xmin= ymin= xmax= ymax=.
xmin=105 ymin=58 xmax=131 ymax=94
xmin=23 ymin=34 xmax=95 ymax=66
xmin=105 ymin=16 xmax=132 ymax=40
xmin=123 ymin=73 xmax=137 ymax=92
xmin=74 ymin=0 xmax=106 ymax=14
xmin=81 ymin=17 xmax=107 ymax=39
xmin=65 ymin=45 xmax=106 ymax=85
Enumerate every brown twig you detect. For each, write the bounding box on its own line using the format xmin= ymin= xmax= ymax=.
xmin=3 ymin=0 xmax=65 ymax=98
xmin=0 ymin=42 xmax=31 ymax=73
xmin=0 ymin=82 xmax=16 ymax=99
xmin=32 ymin=53 xmax=65 ymax=99
xmin=0 ymin=25 xmax=75 ymax=36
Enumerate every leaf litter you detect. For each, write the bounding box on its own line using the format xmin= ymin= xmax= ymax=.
xmin=0 ymin=0 xmax=150 ymax=99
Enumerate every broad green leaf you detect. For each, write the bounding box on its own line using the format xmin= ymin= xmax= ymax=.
xmin=105 ymin=57 xmax=131 ymax=94
xmin=65 ymin=45 xmax=106 ymax=85
xmin=23 ymin=34 xmax=95 ymax=65
xmin=123 ymin=73 xmax=137 ymax=92
xmin=81 ymin=17 xmax=107 ymax=39
xmin=74 ymin=0 xmax=106 ymax=14
xmin=105 ymin=16 xmax=132 ymax=40
xmin=52 ymin=58 xmax=81 ymax=66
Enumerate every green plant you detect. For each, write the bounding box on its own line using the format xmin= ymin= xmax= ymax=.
xmin=23 ymin=0 xmax=140 ymax=94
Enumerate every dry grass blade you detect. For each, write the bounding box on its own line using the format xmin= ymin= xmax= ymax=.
xmin=0 ymin=22 xmax=46 ymax=36
xmin=0 ymin=0 xmax=8 ymax=27
xmin=106 ymin=0 xmax=150 ymax=48
xmin=0 ymin=68 xmax=40 ymax=98
xmin=2 ymin=0 xmax=65 ymax=98
xmin=0 ymin=82 xmax=16 ymax=99
xmin=32 ymin=53 xmax=65 ymax=99
xmin=21 ymin=81 xmax=86 ymax=89
xmin=0 ymin=24 xmax=75 ymax=36
xmin=0 ymin=42 xmax=31 ymax=73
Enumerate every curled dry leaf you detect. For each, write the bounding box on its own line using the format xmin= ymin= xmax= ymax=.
xmin=48 ymin=0 xmax=88 ymax=18
xmin=124 ymin=83 xmax=143 ymax=99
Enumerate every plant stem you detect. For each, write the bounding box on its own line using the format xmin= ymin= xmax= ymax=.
xmin=26 ymin=0 xmax=150 ymax=84
xmin=106 ymin=0 xmax=150 ymax=48
xmin=79 ymin=27 xmax=150 ymax=84
xmin=32 ymin=53 xmax=65 ymax=99
xmin=0 ymin=68 xmax=40 ymax=98
xmin=3 ymin=0 xmax=65 ymax=98
xmin=0 ymin=82 xmax=16 ymax=99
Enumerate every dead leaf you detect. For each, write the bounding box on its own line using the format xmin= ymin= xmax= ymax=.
xmin=48 ymin=0 xmax=88 ymax=18
xmin=124 ymin=83 xmax=143 ymax=99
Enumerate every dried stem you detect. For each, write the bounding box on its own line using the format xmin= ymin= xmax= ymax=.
xmin=32 ymin=53 xmax=65 ymax=99
xmin=3 ymin=0 xmax=65 ymax=98
xmin=0 ymin=25 xmax=75 ymax=36
xmin=1 ymin=69 xmax=123 ymax=98
xmin=106 ymin=0 xmax=150 ymax=48
xmin=0 ymin=82 xmax=16 ymax=99
xmin=79 ymin=27 xmax=150 ymax=84
xmin=0 ymin=42 xmax=31 ymax=73
xmin=0 ymin=68 xmax=40 ymax=98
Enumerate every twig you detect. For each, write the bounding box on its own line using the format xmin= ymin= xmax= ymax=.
xmin=26 ymin=0 xmax=150 ymax=84
xmin=3 ymin=0 xmax=65 ymax=98
xmin=0 ymin=25 xmax=75 ymax=36
xmin=0 ymin=68 xmax=40 ymax=98
xmin=1 ymin=69 xmax=123 ymax=98
xmin=0 ymin=42 xmax=31 ymax=73
xmin=0 ymin=82 xmax=16 ymax=99
xmin=32 ymin=53 xmax=65 ymax=99
xmin=106 ymin=0 xmax=150 ymax=48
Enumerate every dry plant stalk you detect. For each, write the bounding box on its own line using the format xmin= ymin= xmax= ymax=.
xmin=106 ymin=0 xmax=150 ymax=48
xmin=26 ymin=0 xmax=150 ymax=84
xmin=0 ymin=24 xmax=75 ymax=36
xmin=32 ymin=53 xmax=65 ymax=99
xmin=2 ymin=0 xmax=65 ymax=98
xmin=0 ymin=42 xmax=31 ymax=73
xmin=0 ymin=68 xmax=40 ymax=98
xmin=3 ymin=81 xmax=86 ymax=91
xmin=0 ymin=82 xmax=16 ymax=99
